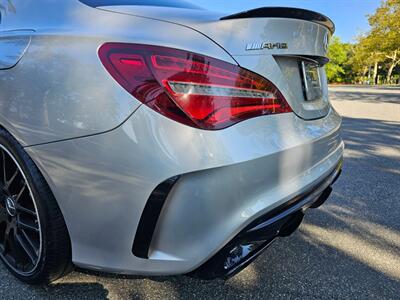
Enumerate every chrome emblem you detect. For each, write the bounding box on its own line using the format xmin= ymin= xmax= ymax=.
xmin=6 ymin=197 xmax=16 ymax=217
xmin=246 ymin=42 xmax=288 ymax=51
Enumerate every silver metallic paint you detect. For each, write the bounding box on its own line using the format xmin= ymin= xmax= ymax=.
xmin=234 ymin=55 xmax=330 ymax=120
xmin=0 ymin=0 xmax=235 ymax=146
xmin=95 ymin=4 xmax=331 ymax=120
xmin=26 ymin=106 xmax=343 ymax=274
xmin=98 ymin=5 xmax=331 ymax=58
xmin=0 ymin=30 xmax=32 ymax=69
xmin=1 ymin=0 xmax=343 ymax=275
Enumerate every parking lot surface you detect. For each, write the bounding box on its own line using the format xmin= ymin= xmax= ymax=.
xmin=1 ymin=85 xmax=399 ymax=299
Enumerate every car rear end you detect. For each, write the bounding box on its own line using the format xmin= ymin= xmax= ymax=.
xmin=27 ymin=1 xmax=344 ymax=278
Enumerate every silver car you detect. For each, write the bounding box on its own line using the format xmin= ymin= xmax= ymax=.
xmin=0 ymin=0 xmax=343 ymax=284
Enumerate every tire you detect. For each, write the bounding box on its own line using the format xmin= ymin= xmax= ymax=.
xmin=0 ymin=128 xmax=72 ymax=284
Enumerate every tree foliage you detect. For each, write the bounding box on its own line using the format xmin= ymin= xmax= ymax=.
xmin=326 ymin=37 xmax=353 ymax=83
xmin=327 ymin=0 xmax=400 ymax=84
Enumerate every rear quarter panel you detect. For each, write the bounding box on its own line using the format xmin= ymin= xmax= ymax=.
xmin=0 ymin=0 xmax=235 ymax=146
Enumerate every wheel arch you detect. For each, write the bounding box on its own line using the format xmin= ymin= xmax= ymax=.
xmin=0 ymin=122 xmax=73 ymax=255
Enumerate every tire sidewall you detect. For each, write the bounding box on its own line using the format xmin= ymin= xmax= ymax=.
xmin=0 ymin=131 xmax=50 ymax=282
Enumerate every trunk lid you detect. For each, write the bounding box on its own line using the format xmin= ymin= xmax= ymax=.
xmin=94 ymin=4 xmax=334 ymax=120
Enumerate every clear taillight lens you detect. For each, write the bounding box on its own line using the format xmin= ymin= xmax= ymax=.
xmin=98 ymin=43 xmax=292 ymax=130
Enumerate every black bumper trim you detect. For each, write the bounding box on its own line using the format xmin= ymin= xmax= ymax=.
xmin=132 ymin=176 xmax=180 ymax=259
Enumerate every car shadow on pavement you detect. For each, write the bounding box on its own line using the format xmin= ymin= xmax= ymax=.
xmin=40 ymin=282 xmax=109 ymax=299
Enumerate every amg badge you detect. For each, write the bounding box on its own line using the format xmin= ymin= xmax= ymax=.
xmin=246 ymin=42 xmax=288 ymax=51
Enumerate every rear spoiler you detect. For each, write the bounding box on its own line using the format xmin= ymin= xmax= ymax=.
xmin=221 ymin=7 xmax=335 ymax=34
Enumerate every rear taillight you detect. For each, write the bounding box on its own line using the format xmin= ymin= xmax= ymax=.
xmin=98 ymin=43 xmax=292 ymax=130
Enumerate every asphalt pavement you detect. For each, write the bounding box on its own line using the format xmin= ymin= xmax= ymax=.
xmin=1 ymin=85 xmax=399 ymax=299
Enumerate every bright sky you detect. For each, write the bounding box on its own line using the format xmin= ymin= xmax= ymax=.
xmin=191 ymin=0 xmax=382 ymax=43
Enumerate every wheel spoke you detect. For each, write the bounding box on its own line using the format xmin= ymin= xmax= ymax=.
xmin=5 ymin=168 xmax=18 ymax=189
xmin=1 ymin=151 xmax=6 ymax=185
xmin=15 ymin=232 xmax=37 ymax=264
xmin=20 ymin=228 xmax=39 ymax=256
xmin=15 ymin=183 xmax=26 ymax=203
xmin=1 ymin=225 xmax=11 ymax=255
xmin=16 ymin=204 xmax=36 ymax=217
xmin=0 ymin=146 xmax=42 ymax=274
xmin=17 ymin=219 xmax=39 ymax=233
xmin=9 ymin=231 xmax=24 ymax=267
xmin=0 ymin=206 xmax=7 ymax=224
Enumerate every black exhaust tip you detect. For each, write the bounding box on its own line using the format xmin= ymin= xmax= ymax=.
xmin=309 ymin=186 xmax=332 ymax=209
xmin=278 ymin=211 xmax=304 ymax=237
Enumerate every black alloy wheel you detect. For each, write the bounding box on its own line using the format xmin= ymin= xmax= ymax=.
xmin=0 ymin=144 xmax=42 ymax=275
xmin=0 ymin=129 xmax=72 ymax=284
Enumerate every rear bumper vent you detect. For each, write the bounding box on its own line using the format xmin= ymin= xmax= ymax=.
xmin=132 ymin=175 xmax=180 ymax=259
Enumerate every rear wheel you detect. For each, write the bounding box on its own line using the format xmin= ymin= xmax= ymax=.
xmin=0 ymin=129 xmax=72 ymax=284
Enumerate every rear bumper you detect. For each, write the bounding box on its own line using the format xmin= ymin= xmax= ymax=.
xmin=25 ymin=106 xmax=343 ymax=275
xmin=190 ymin=161 xmax=342 ymax=279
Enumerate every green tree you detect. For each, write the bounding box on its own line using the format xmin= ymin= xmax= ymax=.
xmin=352 ymin=33 xmax=386 ymax=84
xmin=368 ymin=0 xmax=400 ymax=83
xmin=338 ymin=0 xmax=400 ymax=85
xmin=326 ymin=37 xmax=353 ymax=83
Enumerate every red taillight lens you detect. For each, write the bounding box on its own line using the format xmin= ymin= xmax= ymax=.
xmin=98 ymin=43 xmax=292 ymax=130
